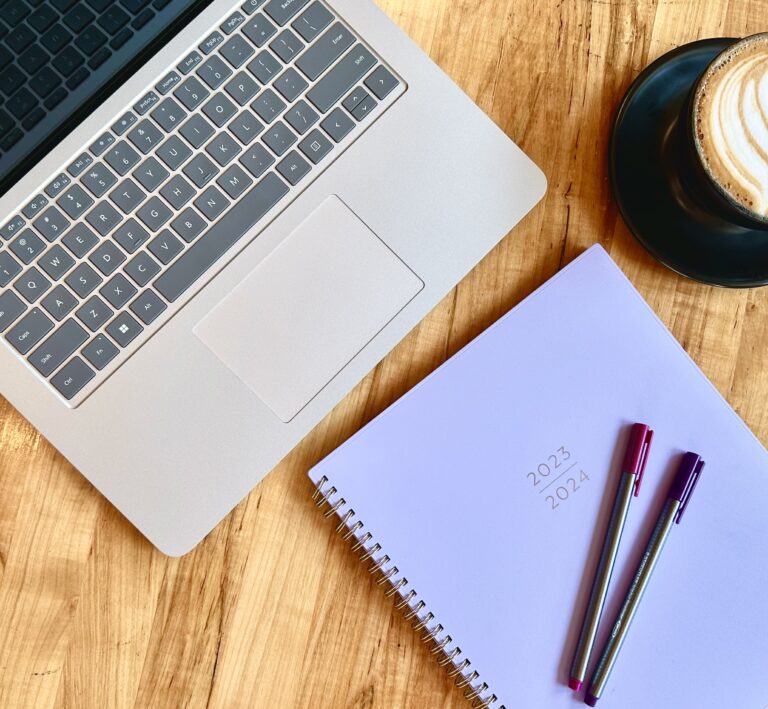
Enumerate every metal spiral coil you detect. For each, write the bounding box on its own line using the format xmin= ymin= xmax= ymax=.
xmin=312 ymin=476 xmax=505 ymax=709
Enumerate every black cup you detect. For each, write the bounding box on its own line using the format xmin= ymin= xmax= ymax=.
xmin=675 ymin=33 xmax=768 ymax=231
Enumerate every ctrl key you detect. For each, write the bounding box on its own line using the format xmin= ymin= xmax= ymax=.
xmin=51 ymin=358 xmax=95 ymax=401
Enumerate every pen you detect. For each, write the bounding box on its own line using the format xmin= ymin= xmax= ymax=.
xmin=568 ymin=423 xmax=653 ymax=692
xmin=584 ymin=452 xmax=705 ymax=707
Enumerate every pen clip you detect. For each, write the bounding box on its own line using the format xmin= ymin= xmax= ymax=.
xmin=633 ymin=428 xmax=654 ymax=497
xmin=675 ymin=458 xmax=705 ymax=524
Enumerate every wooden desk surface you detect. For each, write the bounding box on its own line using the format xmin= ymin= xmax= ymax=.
xmin=1 ymin=1 xmax=767 ymax=707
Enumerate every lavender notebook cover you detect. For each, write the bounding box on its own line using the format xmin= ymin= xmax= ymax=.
xmin=309 ymin=245 xmax=768 ymax=708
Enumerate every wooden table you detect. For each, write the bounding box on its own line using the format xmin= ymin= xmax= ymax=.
xmin=1 ymin=1 xmax=767 ymax=707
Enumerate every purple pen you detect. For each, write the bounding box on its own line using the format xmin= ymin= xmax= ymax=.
xmin=585 ymin=452 xmax=705 ymax=706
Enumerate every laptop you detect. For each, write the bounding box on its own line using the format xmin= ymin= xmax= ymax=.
xmin=0 ymin=0 xmax=546 ymax=555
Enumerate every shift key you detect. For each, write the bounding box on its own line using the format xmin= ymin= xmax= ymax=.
xmin=306 ymin=45 xmax=376 ymax=113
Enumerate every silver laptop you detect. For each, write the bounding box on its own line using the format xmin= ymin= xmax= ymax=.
xmin=0 ymin=0 xmax=545 ymax=555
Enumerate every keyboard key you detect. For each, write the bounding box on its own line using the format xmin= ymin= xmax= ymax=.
xmin=54 ymin=45 xmax=84 ymax=78
xmin=113 ymin=219 xmax=150 ymax=254
xmin=15 ymin=266 xmax=51 ymax=302
xmin=221 ymin=11 xmax=244 ymax=34
xmin=217 ymin=164 xmax=252 ymax=199
xmin=127 ymin=118 xmax=163 ymax=154
xmin=45 ymin=174 xmax=71 ymax=199
xmin=155 ymin=136 xmax=191 ymax=171
xmin=194 ymin=185 xmax=230 ymax=221
xmin=130 ymin=288 xmax=166 ymax=324
xmin=179 ymin=113 xmax=214 ymax=148
xmin=10 ymin=229 xmax=46 ymax=264
xmin=75 ymin=294 xmax=113 ymax=331
xmin=29 ymin=4 xmax=58 ymax=32
xmin=68 ymin=152 xmax=93 ymax=177
xmin=269 ymin=28 xmax=303 ymax=63
xmin=133 ymin=90 xmax=158 ymax=115
xmin=9 ymin=87 xmax=40 ymax=118
xmin=6 ymin=307 xmax=54 ymax=354
xmin=19 ymin=42 xmax=49 ymax=75
xmin=241 ymin=0 xmax=266 ymax=14
xmin=62 ymin=223 xmax=98 ymax=258
xmin=109 ymin=178 xmax=146 ymax=214
xmin=86 ymin=201 xmax=122 ymax=236
xmin=81 ymin=333 xmax=118 ymax=369
xmin=224 ymin=71 xmax=259 ymax=106
xmin=292 ymin=1 xmax=333 ymax=42
xmin=132 ymin=156 xmax=168 ymax=191
xmin=177 ymin=51 xmax=201 ymax=75
xmin=320 ymin=106 xmax=354 ymax=142
xmin=247 ymin=49 xmax=281 ymax=84
xmin=87 ymin=0 xmax=114 ymax=12
xmin=97 ymin=4 xmax=129 ymax=34
xmin=0 ymin=127 xmax=23 ymax=151
xmin=130 ymin=8 xmax=154 ymax=30
xmin=2 ymin=216 xmax=26 ymax=241
xmin=173 ymin=76 xmax=209 ymax=110
xmin=352 ymin=94 xmax=377 ymax=121
xmin=66 ymin=66 xmax=89 ymax=90
xmin=65 ymin=262 xmax=102 ymax=297
xmin=104 ymin=141 xmax=141 ymax=175
xmin=136 ymin=196 xmax=172 ymax=232
xmin=150 ymin=97 xmax=187 ymax=132
xmin=0 ymin=290 xmax=26 ymax=332
xmin=57 ymin=184 xmax=94 ymax=220
xmin=251 ymin=88 xmax=285 ymax=123
xmin=342 ymin=86 xmax=368 ymax=113
xmin=197 ymin=55 xmax=232 ymax=90
xmin=307 ymin=45 xmax=376 ymax=113
xmin=112 ymin=111 xmax=137 ymax=136
xmin=50 ymin=357 xmax=94 ymax=399
xmin=276 ymin=150 xmax=310 ymax=185
xmin=155 ymin=70 xmax=180 ymax=95
xmin=199 ymin=30 xmax=224 ymax=55
xmin=273 ymin=67 xmax=308 ymax=102
xmin=7 ymin=25 xmax=35 ymax=54
xmin=264 ymin=0 xmax=309 ymax=26
xmin=33 ymin=206 xmax=70 ymax=242
xmin=106 ymin=311 xmax=142 ymax=347
xmin=170 ymin=207 xmax=206 ymax=242
xmin=183 ymin=153 xmax=218 ymax=188
xmin=41 ymin=284 xmax=77 ymax=320
xmin=147 ymin=230 xmax=183 ymax=264
xmin=206 ymin=131 xmax=241 ymax=166
xmin=298 ymin=128 xmax=332 ymax=163
xmin=6 ymin=0 xmax=32 ymax=26
xmin=124 ymin=251 xmax=160 ymax=286
xmin=239 ymin=142 xmax=274 ymax=178
xmin=229 ymin=109 xmax=263 ymax=145
xmin=365 ymin=65 xmax=399 ymax=100
xmin=75 ymin=25 xmax=107 ymax=56
xmin=29 ymin=318 xmax=88 ymax=376
xmin=295 ymin=23 xmax=354 ymax=82
xmin=82 ymin=163 xmax=118 ymax=197
xmin=22 ymin=195 xmax=48 ymax=219
xmin=220 ymin=34 xmax=254 ymax=68
xmin=38 ymin=244 xmax=75 ymax=279
xmin=65 ymin=3 xmax=95 ymax=33
xmin=22 ymin=106 xmax=46 ymax=130
xmin=89 ymin=240 xmax=126 ymax=275
xmin=263 ymin=120 xmax=297 ymax=156
xmin=243 ymin=14 xmax=277 ymax=48
xmin=109 ymin=26 xmax=132 ymax=50
xmin=284 ymin=99 xmax=319 ymax=134
xmin=155 ymin=173 xmax=288 ymax=302
xmin=0 ymin=251 xmax=23 ymax=287
xmin=159 ymin=174 xmax=195 ymax=209
xmin=99 ymin=272 xmax=136 ymax=308
xmin=202 ymin=92 xmax=237 ymax=127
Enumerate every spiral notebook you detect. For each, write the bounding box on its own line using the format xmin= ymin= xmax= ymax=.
xmin=309 ymin=245 xmax=768 ymax=708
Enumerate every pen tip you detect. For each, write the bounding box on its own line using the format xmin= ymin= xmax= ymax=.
xmin=585 ymin=692 xmax=598 ymax=707
xmin=568 ymin=678 xmax=583 ymax=692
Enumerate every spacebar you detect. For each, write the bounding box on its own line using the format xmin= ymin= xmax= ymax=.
xmin=154 ymin=173 xmax=289 ymax=303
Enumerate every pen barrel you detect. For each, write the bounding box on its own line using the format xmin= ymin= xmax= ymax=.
xmin=570 ymin=472 xmax=637 ymax=684
xmin=587 ymin=499 xmax=680 ymax=700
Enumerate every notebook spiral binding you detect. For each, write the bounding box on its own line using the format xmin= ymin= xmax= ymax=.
xmin=312 ymin=475 xmax=504 ymax=709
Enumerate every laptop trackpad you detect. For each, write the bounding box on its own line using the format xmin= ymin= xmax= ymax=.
xmin=193 ymin=195 xmax=424 ymax=422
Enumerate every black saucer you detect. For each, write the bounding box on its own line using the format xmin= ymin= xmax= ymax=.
xmin=610 ymin=38 xmax=768 ymax=288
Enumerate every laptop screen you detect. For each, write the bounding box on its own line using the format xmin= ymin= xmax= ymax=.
xmin=0 ymin=0 xmax=210 ymax=199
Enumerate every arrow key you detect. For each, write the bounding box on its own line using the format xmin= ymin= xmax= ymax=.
xmin=364 ymin=66 xmax=399 ymax=100
xmin=319 ymin=107 xmax=353 ymax=143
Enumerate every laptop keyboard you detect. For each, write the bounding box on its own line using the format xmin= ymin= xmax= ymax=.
xmin=0 ymin=0 xmax=404 ymax=405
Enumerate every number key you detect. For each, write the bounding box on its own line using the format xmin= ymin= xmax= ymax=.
xmin=127 ymin=119 xmax=164 ymax=155
xmin=10 ymin=229 xmax=46 ymax=264
xmin=0 ymin=251 xmax=22 ymax=287
xmin=57 ymin=183 xmax=94 ymax=219
xmin=32 ymin=206 xmax=70 ymax=242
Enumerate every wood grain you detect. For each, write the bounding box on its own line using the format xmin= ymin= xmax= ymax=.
xmin=2 ymin=1 xmax=768 ymax=707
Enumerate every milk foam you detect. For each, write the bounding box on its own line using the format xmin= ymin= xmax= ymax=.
xmin=695 ymin=37 xmax=768 ymax=217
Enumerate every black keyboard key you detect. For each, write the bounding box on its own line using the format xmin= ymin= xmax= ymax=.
xmin=220 ymin=34 xmax=254 ymax=69
xmin=109 ymin=26 xmax=132 ymax=49
xmin=10 ymin=229 xmax=45 ymax=263
xmin=88 ymin=46 xmax=110 ymax=69
xmin=127 ymin=118 xmax=163 ymax=154
xmin=62 ymin=223 xmax=98 ymax=258
xmin=38 ymin=243 xmax=75 ymax=279
xmin=306 ymin=45 xmax=376 ymax=113
xmin=269 ymin=28 xmax=303 ymax=64
xmin=292 ymin=1 xmax=333 ymax=42
xmin=65 ymin=261 xmax=102 ymax=297
xmin=170 ymin=207 xmax=205 ymax=242
xmin=28 ymin=4 xmax=57 ymax=32
xmin=130 ymin=8 xmax=153 ymax=29
xmin=45 ymin=173 xmax=72 ymax=198
xmin=54 ymin=44 xmax=84 ymax=77
xmin=0 ymin=290 xmax=27 ymax=331
xmin=202 ymin=92 xmax=236 ymax=127
xmin=136 ymin=196 xmax=171 ymax=231
xmin=6 ymin=23 xmax=35 ymax=53
xmin=63 ymin=3 xmax=95 ymax=32
xmin=85 ymin=201 xmax=123 ymax=237
xmin=50 ymin=357 xmax=94 ymax=399
xmin=68 ymin=153 xmax=92 ymax=177
xmin=173 ymin=76 xmax=208 ymax=110
xmin=6 ymin=0 xmax=31 ymax=26
xmin=41 ymin=23 xmax=73 ymax=54
xmin=193 ymin=185 xmax=229 ymax=221
xmin=0 ymin=66 xmax=25 ymax=98
xmin=155 ymin=173 xmax=288 ymax=302
xmin=263 ymin=120 xmax=296 ymax=156
xmin=0 ymin=128 xmax=23 ymax=151
xmin=197 ymin=55 xmax=232 ymax=89
xmin=247 ymin=49 xmax=280 ymax=85
xmin=44 ymin=85 xmax=67 ymax=109
xmin=66 ymin=66 xmax=88 ymax=90
xmin=88 ymin=239 xmax=125 ymax=274
xmin=51 ymin=0 xmax=78 ymax=11
xmin=155 ymin=134 xmax=191 ymax=169
xmin=57 ymin=183 xmax=94 ymax=219
xmin=97 ymin=5 xmax=129 ymax=34
xmin=129 ymin=288 xmax=165 ymax=324
xmin=147 ymin=229 xmax=182 ymax=264
xmin=85 ymin=0 xmax=113 ymax=12
xmin=150 ymin=97 xmax=187 ymax=132
xmin=104 ymin=140 xmax=141 ymax=175
xmin=132 ymin=155 xmax=169 ymax=190
xmin=22 ymin=195 xmax=48 ymax=219
xmin=0 ymin=250 xmax=23 ymax=286
xmin=18 ymin=42 xmax=49 ymax=75
xmin=75 ymin=24 xmax=107 ymax=55
xmin=21 ymin=106 xmax=45 ymax=130
xmin=81 ymin=162 xmax=117 ymax=197
xmin=33 ymin=206 xmax=70 ymax=242
xmin=99 ymin=272 xmax=136 ymax=308
xmin=264 ymin=0 xmax=309 ymax=26
xmin=2 ymin=216 xmax=26 ymax=241
xmin=152 ymin=0 xmax=169 ymax=10
xmin=29 ymin=318 xmax=88 ymax=376
xmin=124 ymin=251 xmax=160 ymax=286
xmin=6 ymin=307 xmax=53 ymax=354
xmin=0 ymin=46 xmax=12 ymax=71
xmin=242 ymin=14 xmax=276 ymax=48
xmin=75 ymin=294 xmax=112 ymax=331
xmin=81 ymin=333 xmax=118 ymax=369
xmin=113 ymin=219 xmax=149 ymax=253
xmin=14 ymin=266 xmax=51 ymax=302
xmin=30 ymin=66 xmax=60 ymax=99
xmin=120 ymin=0 xmax=149 ymax=11
xmin=296 ymin=22 xmax=354 ymax=81
xmin=41 ymin=284 xmax=77 ymax=320
xmin=105 ymin=311 xmax=142 ymax=347
xmin=90 ymin=131 xmax=115 ymax=156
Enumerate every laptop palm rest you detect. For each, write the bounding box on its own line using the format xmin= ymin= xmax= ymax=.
xmin=193 ymin=195 xmax=424 ymax=423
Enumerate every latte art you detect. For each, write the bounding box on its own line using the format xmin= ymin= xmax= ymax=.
xmin=694 ymin=35 xmax=768 ymax=218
